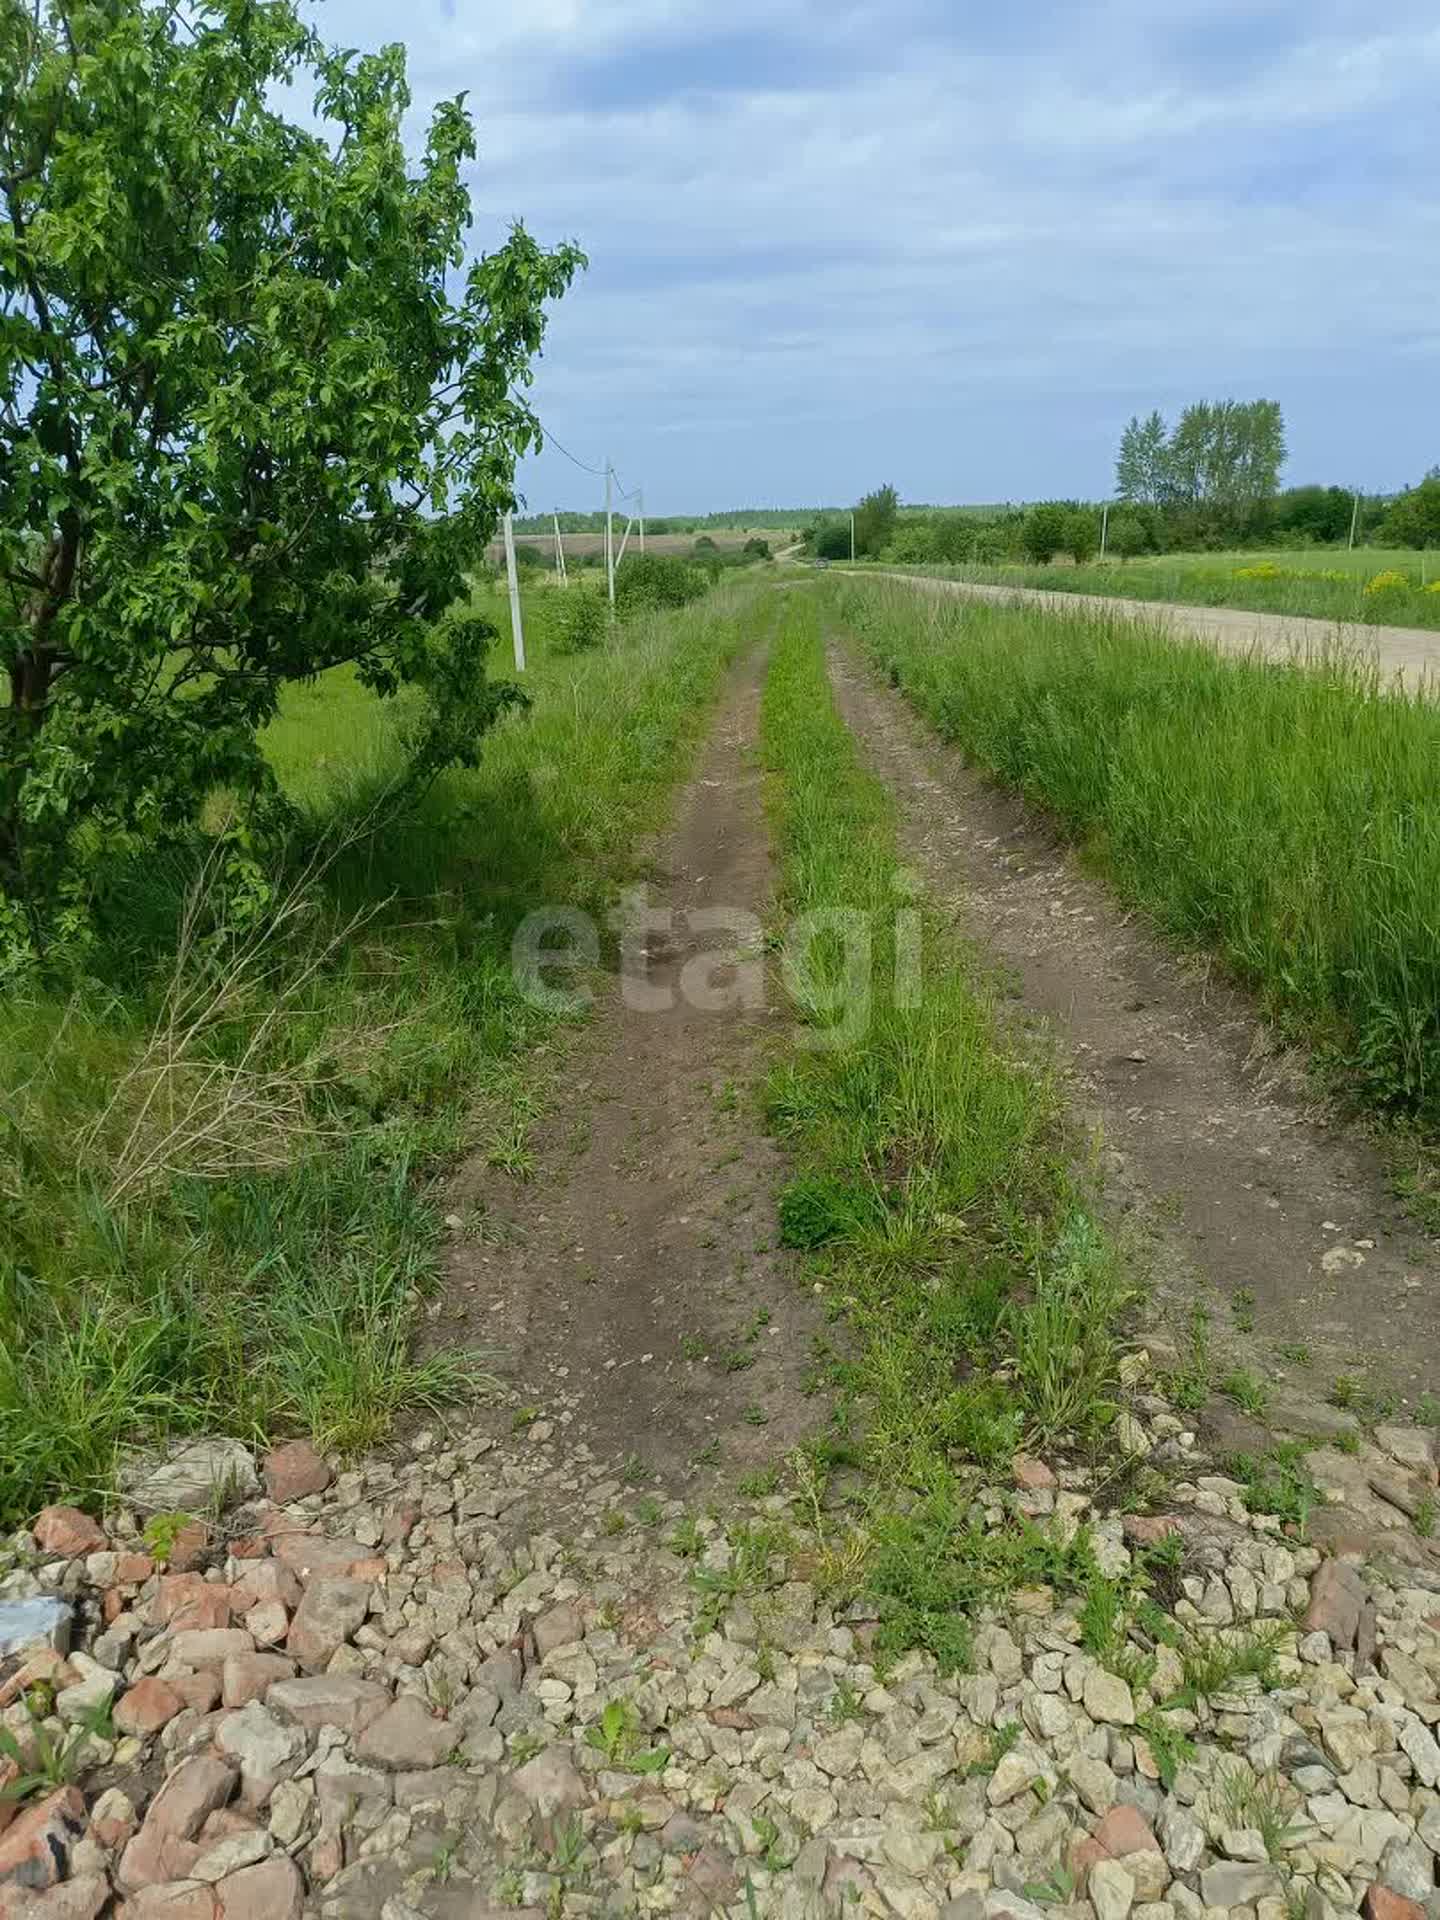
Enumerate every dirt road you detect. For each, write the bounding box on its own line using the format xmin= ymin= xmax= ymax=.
xmin=826 ymin=629 xmax=1440 ymax=1433
xmin=441 ymin=641 xmax=824 ymax=1497
xmin=852 ymin=570 xmax=1440 ymax=691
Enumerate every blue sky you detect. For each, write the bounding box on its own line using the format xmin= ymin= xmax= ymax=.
xmin=316 ymin=0 xmax=1439 ymax=513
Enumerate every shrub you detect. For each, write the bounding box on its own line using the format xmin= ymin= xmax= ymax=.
xmin=614 ymin=555 xmax=708 ymax=615
xmin=1385 ymin=473 xmax=1440 ymax=550
xmin=1063 ymin=510 xmax=1098 ymax=567
xmin=553 ymin=588 xmax=609 ymax=654
xmin=1022 ymin=504 xmax=1070 ymax=564
xmin=1108 ymin=513 xmax=1148 ymax=562
xmin=743 ymin=537 xmax=772 ymax=559
xmin=812 ymin=521 xmax=852 ymax=561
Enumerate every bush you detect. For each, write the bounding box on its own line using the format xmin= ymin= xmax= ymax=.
xmin=553 ymin=587 xmax=609 ymax=653
xmin=614 ymin=555 xmax=708 ymax=615
xmin=1385 ymin=473 xmax=1440 ymax=550
xmin=811 ymin=521 xmax=852 ymax=561
xmin=1063 ymin=510 xmax=1098 ymax=567
xmin=743 ymin=537 xmax=772 ymax=559
xmin=1022 ymin=504 xmax=1070 ymax=564
xmin=1107 ymin=513 xmax=1149 ymax=562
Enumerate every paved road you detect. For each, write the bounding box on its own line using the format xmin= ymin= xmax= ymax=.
xmin=843 ymin=570 xmax=1440 ymax=693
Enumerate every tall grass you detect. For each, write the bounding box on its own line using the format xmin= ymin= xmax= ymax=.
xmin=879 ymin=546 xmax=1440 ymax=631
xmin=838 ymin=579 xmax=1440 ymax=1122
xmin=0 ymin=587 xmax=754 ymax=1522
xmin=760 ymin=590 xmax=1131 ymax=1666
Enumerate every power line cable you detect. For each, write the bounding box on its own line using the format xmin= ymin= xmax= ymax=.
xmin=539 ymin=429 xmax=609 ymax=478
xmin=535 ymin=428 xmax=641 ymax=502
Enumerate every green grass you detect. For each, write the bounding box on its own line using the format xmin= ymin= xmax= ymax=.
xmin=838 ymin=579 xmax=1440 ymax=1126
xmin=879 ymin=545 xmax=1440 ymax=633
xmin=759 ymin=589 xmax=1134 ymax=1665
xmin=0 ymin=584 xmax=753 ymax=1523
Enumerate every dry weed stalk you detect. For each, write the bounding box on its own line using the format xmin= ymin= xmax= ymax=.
xmin=93 ymin=839 xmax=383 ymax=1204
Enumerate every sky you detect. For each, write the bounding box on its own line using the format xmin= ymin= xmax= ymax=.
xmin=313 ymin=0 xmax=1439 ymax=514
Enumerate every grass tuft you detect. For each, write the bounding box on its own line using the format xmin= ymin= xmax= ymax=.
xmin=760 ymin=590 xmax=1133 ymax=1664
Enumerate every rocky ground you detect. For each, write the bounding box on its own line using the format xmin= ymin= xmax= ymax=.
xmin=7 ymin=1365 xmax=1440 ymax=1920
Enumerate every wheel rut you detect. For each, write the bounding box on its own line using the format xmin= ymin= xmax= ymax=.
xmin=824 ymin=633 xmax=1440 ymax=1419
xmin=438 ymin=641 xmax=821 ymax=1499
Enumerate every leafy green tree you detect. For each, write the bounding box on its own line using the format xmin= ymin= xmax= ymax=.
xmin=1063 ymin=510 xmax=1098 ymax=566
xmin=1116 ymin=401 xmax=1285 ymax=538
xmin=1021 ymin=504 xmax=1070 ymax=564
xmin=1107 ymin=512 xmax=1148 ymax=563
xmin=811 ymin=521 xmax=852 ymax=561
xmin=1115 ymin=411 xmax=1171 ymax=507
xmin=0 ymin=0 xmax=582 ymax=968
xmin=852 ymin=484 xmax=899 ymax=558
xmin=1164 ymin=400 xmax=1286 ymax=531
xmin=1271 ymin=485 xmax=1354 ymax=545
xmin=1385 ymin=472 xmax=1440 ymax=549
xmin=925 ymin=515 xmax=974 ymax=564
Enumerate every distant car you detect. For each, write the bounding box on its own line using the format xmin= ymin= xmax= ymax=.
xmin=814 ymin=558 xmax=830 ymax=570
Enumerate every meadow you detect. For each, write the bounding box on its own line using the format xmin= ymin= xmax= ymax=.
xmin=0 ymin=581 xmax=756 ymax=1523
xmin=900 ymin=545 xmax=1440 ymax=632
xmin=835 ymin=578 xmax=1440 ymax=1129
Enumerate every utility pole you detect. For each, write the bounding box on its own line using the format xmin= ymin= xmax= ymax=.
xmin=1099 ymin=502 xmax=1110 ymax=561
xmin=552 ymin=512 xmax=568 ymax=586
xmin=502 ymin=510 xmax=525 ymax=673
xmin=1348 ymin=491 xmax=1361 ymax=551
xmin=850 ymin=512 xmax=855 ymax=563
xmin=615 ymin=515 xmax=635 ymax=569
xmin=638 ymin=490 xmax=645 ymax=556
xmin=605 ymin=461 xmax=615 ymax=606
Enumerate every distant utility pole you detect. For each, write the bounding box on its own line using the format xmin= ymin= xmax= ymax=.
xmin=605 ymin=461 xmax=615 ymax=606
xmin=1348 ymin=492 xmax=1362 ymax=550
xmin=502 ymin=509 xmax=525 ymax=673
xmin=850 ymin=513 xmax=855 ymax=563
xmin=638 ymin=490 xmax=645 ymax=556
xmin=552 ymin=512 xmax=568 ymax=586
xmin=1099 ymin=502 xmax=1110 ymax=561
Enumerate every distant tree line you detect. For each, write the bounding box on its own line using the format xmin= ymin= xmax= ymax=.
xmin=512 ymin=508 xmax=808 ymax=535
xmin=800 ymin=399 xmax=1437 ymax=569
xmin=501 ymin=534 xmax=772 ymax=580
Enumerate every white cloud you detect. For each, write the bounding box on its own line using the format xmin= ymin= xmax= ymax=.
xmin=301 ymin=0 xmax=1440 ymax=506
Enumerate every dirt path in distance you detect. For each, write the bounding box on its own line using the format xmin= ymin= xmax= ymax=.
xmin=848 ymin=569 xmax=1440 ymax=692
xmin=825 ymin=636 xmax=1440 ymax=1421
xmin=437 ymin=644 xmax=822 ymax=1499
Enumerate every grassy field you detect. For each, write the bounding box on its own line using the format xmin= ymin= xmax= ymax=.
xmin=0 ymin=582 xmax=754 ymax=1523
xmin=760 ymin=590 xmax=1135 ymax=1666
xmin=836 ymin=578 xmax=1440 ymax=1130
xmin=896 ymin=546 xmax=1440 ymax=631
xmin=493 ymin=528 xmax=796 ymax=565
